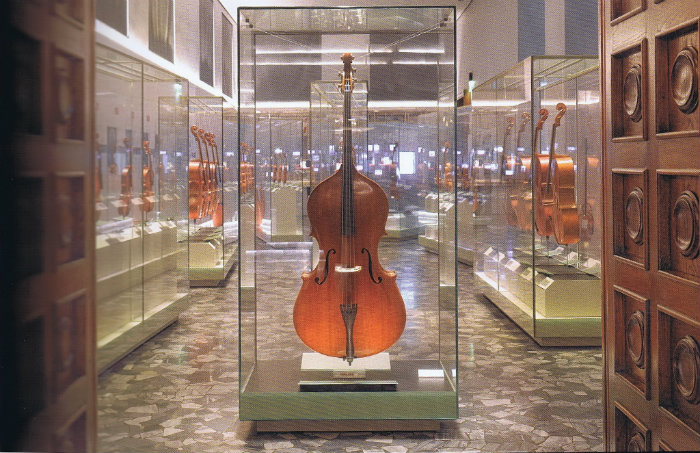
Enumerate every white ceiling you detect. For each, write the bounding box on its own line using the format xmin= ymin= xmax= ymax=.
xmin=221 ymin=0 xmax=469 ymax=23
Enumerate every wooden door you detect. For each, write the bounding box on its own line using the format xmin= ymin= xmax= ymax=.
xmin=4 ymin=0 xmax=96 ymax=451
xmin=601 ymin=0 xmax=700 ymax=450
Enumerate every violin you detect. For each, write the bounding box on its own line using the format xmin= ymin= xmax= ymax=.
xmin=498 ymin=116 xmax=516 ymax=182
xmin=207 ymin=132 xmax=224 ymax=227
xmin=272 ymin=153 xmax=279 ymax=183
xmin=141 ymin=140 xmax=155 ymax=213
xmin=118 ymin=137 xmax=132 ymax=217
xmin=189 ymin=125 xmax=207 ymax=219
xmin=294 ymin=54 xmax=405 ymax=364
xmin=515 ymin=109 xmax=548 ymax=231
xmin=534 ymin=104 xmax=565 ymax=237
xmin=198 ymin=128 xmax=215 ymax=217
xmin=389 ymin=143 xmax=399 ymax=199
xmin=549 ymin=104 xmax=580 ymax=245
xmin=497 ymin=117 xmax=516 ymax=225
xmin=281 ymin=152 xmax=288 ymax=184
xmin=240 ymin=142 xmax=252 ymax=194
xmin=443 ymin=142 xmax=453 ymax=191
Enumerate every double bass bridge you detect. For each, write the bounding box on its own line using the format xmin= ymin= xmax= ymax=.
xmin=335 ymin=265 xmax=362 ymax=273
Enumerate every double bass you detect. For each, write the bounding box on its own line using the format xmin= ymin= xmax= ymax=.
xmin=549 ymin=106 xmax=580 ymax=244
xmin=534 ymin=103 xmax=566 ymax=237
xmin=207 ymin=132 xmax=224 ymax=227
xmin=293 ymin=54 xmax=405 ymax=364
xmin=514 ymin=109 xmax=548 ymax=231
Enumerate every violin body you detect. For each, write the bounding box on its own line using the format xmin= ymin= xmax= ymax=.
xmin=294 ymin=166 xmax=405 ymax=358
xmin=189 ymin=126 xmax=207 ymax=219
xmin=188 ymin=160 xmax=206 ymax=219
xmin=551 ymin=156 xmax=579 ymax=244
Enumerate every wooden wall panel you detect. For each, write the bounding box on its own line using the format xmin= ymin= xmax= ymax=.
xmin=602 ymin=0 xmax=700 ymax=450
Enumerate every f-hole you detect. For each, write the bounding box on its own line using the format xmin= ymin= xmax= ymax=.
xmin=314 ymin=249 xmax=336 ymax=285
xmin=361 ymin=248 xmax=382 ymax=284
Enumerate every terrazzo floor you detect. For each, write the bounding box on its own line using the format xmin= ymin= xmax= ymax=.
xmin=98 ymin=241 xmax=603 ymax=452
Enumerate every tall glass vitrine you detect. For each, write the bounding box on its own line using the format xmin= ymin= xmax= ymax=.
xmin=238 ymin=6 xmax=458 ymax=424
xmin=472 ymin=56 xmax=601 ymax=346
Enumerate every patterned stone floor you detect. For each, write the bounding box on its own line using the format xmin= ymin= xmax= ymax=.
xmin=97 ymin=241 xmax=603 ymax=452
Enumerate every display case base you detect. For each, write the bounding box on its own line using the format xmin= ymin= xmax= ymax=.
xmin=418 ymin=235 xmax=473 ymax=265
xmin=189 ymin=244 xmax=237 ymax=287
xmin=476 ymin=271 xmax=601 ymax=347
xmin=253 ymin=419 xmax=442 ymax=432
xmin=97 ymin=292 xmax=189 ymax=374
xmin=256 ymin=230 xmax=305 ymax=243
xmin=240 ymin=359 xmax=457 ymax=421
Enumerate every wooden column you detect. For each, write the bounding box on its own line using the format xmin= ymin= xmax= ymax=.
xmin=7 ymin=0 xmax=96 ymax=451
xmin=601 ymin=0 xmax=700 ymax=450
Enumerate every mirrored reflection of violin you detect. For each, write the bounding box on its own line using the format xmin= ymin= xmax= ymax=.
xmin=118 ymin=137 xmax=132 ymax=217
xmin=141 ymin=140 xmax=155 ymax=213
xmin=389 ymin=142 xmax=399 ymax=199
xmin=189 ymin=126 xmax=207 ymax=220
xmin=515 ymin=109 xmax=548 ymax=232
xmin=294 ymin=54 xmax=405 ymax=364
xmin=281 ymin=152 xmax=288 ymax=184
xmin=506 ymin=113 xmax=530 ymax=226
xmin=443 ymin=142 xmax=453 ymax=191
xmin=198 ymin=128 xmax=215 ymax=218
xmin=207 ymin=132 xmax=224 ymax=227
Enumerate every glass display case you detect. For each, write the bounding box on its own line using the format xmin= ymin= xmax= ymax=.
xmin=238 ymin=6 xmax=457 ymax=425
xmin=187 ymin=96 xmax=238 ymax=286
xmin=255 ymin=113 xmax=306 ymax=243
xmin=95 ymin=45 xmax=189 ymax=372
xmin=472 ymin=56 xmax=602 ymax=346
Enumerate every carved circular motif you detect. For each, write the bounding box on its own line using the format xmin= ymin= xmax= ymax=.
xmin=672 ymin=190 xmax=699 ymax=259
xmin=625 ymin=187 xmax=644 ymax=245
xmin=623 ymin=64 xmax=643 ymax=122
xmin=672 ymin=335 xmax=700 ymax=404
xmin=671 ymin=46 xmax=698 ymax=114
xmin=627 ymin=433 xmax=645 ymax=452
xmin=626 ymin=310 xmax=646 ymax=368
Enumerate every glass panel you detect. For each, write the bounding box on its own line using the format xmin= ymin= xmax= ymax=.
xmin=95 ymin=46 xmax=144 ymax=350
xmin=95 ymin=44 xmax=190 ymax=371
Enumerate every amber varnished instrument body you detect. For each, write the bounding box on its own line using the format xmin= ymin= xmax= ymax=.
xmin=293 ymin=165 xmax=406 ymax=358
xmin=514 ymin=110 xmax=546 ymax=232
xmin=141 ymin=141 xmax=155 ymax=213
xmin=118 ymin=137 xmax=132 ymax=217
xmin=506 ymin=113 xmax=530 ymax=227
xmin=189 ymin=126 xmax=206 ymax=219
xmin=207 ymin=133 xmax=224 ymax=227
xmin=198 ymin=128 xmax=215 ymax=217
xmin=294 ymin=53 xmax=405 ymax=361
